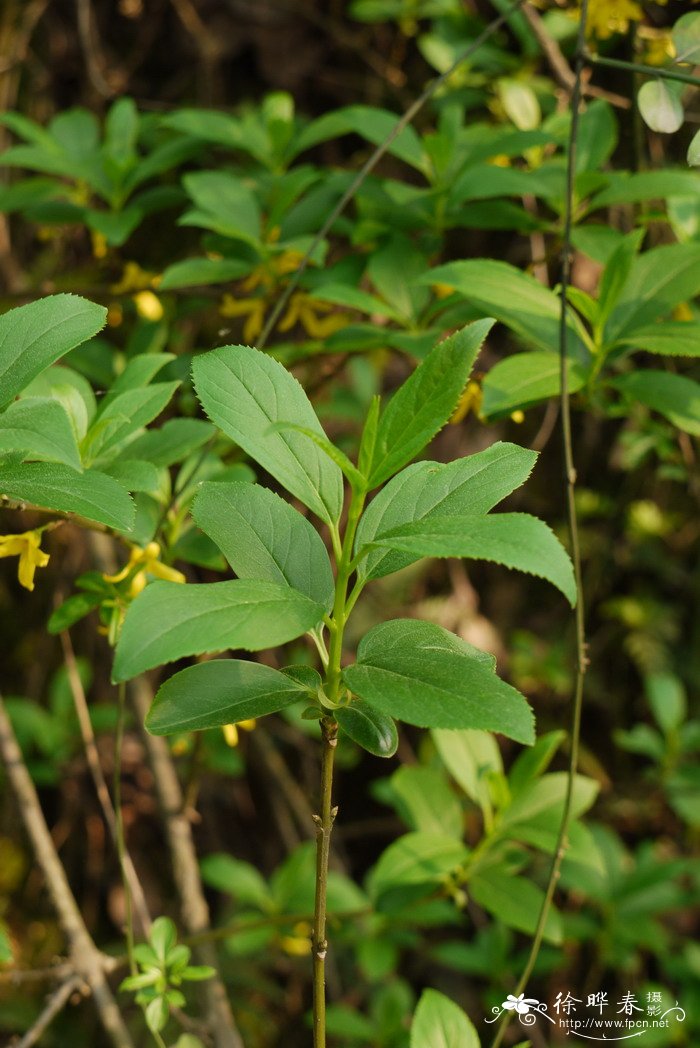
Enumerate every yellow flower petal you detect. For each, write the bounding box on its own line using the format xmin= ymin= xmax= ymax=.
xmin=0 ymin=530 xmax=50 ymax=591
xmin=133 ymin=291 xmax=164 ymax=322
xmin=222 ymin=724 xmax=239 ymax=747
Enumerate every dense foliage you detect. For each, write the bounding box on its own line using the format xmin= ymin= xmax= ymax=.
xmin=0 ymin=2 xmax=698 ymax=1047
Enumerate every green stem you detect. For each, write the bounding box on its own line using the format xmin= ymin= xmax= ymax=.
xmin=312 ymin=487 xmax=366 ymax=1048
xmin=311 ymin=716 xmax=338 ymax=1048
xmin=583 ymin=50 xmax=700 ymax=88
xmin=490 ymin=2 xmax=590 ymax=1044
xmin=114 ymin=681 xmax=136 ymax=978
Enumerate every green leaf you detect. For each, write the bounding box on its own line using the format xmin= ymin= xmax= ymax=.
xmin=502 ymin=772 xmax=599 ymax=828
xmin=611 ymin=370 xmax=700 ymax=435
xmin=469 ymin=868 xmax=562 ymax=943
xmin=688 ymin=129 xmax=700 ymax=167
xmin=127 ymin=418 xmax=215 ymax=468
xmin=268 ymin=421 xmax=364 ymax=490
xmin=673 ymin=12 xmax=700 ymax=63
xmin=637 ymin=80 xmax=684 ymax=134
xmin=357 ymin=443 xmax=537 ymax=580
xmin=112 ymin=579 xmax=326 ymax=682
xmin=343 ymin=619 xmax=535 ymax=744
xmin=589 ymin=170 xmax=700 ymax=209
xmin=0 ymin=398 xmax=81 ymax=469
xmin=596 ymin=230 xmax=645 ymax=333
xmin=295 ymin=106 xmax=426 ymax=171
xmin=646 ymin=672 xmax=686 ymax=735
xmin=369 ymin=832 xmax=469 ymax=903
xmin=159 ymin=257 xmax=253 ymax=290
xmin=104 ymin=97 xmax=138 ymax=169
xmin=86 ymin=381 xmax=179 ymax=463
xmin=432 ymin=729 xmax=503 ymax=816
xmin=199 ymin=854 xmax=272 ymax=910
xmin=0 ymin=922 xmax=13 ymax=964
xmin=150 ymin=916 xmax=177 ymax=962
xmin=145 ymin=996 xmax=169 ymax=1034
xmin=310 ymin=282 xmax=404 ymax=321
xmin=391 ymin=766 xmax=463 ymax=838
xmin=180 ymin=171 xmax=261 ymax=243
xmin=0 ymin=295 xmax=107 ymax=409
xmin=367 ymin=513 xmax=576 ymax=606
xmin=604 ymin=243 xmax=700 ymax=340
xmin=423 ymin=260 xmax=589 ymax=360
xmin=0 ymin=461 xmax=134 ymax=532
xmin=48 ymin=591 xmax=104 ymax=634
xmin=482 ymin=352 xmax=588 ymax=418
xmin=410 ymin=989 xmax=480 ymax=1048
xmin=615 ymin=322 xmax=700 ymax=357
xmin=193 ymin=481 xmax=334 ymax=610
xmin=146 ymin=659 xmax=308 ymax=734
xmin=193 ymin=344 xmax=344 ymax=524
xmin=335 ymin=700 xmax=398 ymax=757
xmin=368 ymin=320 xmax=494 ymax=488
xmin=508 ymin=730 xmax=565 ymax=793
xmin=366 ymin=236 xmax=430 ymax=322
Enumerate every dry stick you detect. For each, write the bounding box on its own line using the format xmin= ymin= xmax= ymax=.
xmin=130 ymin=677 xmax=245 ymax=1048
xmin=488 ymin=3 xmax=590 ymax=1045
xmin=16 ymin=973 xmax=84 ymax=1048
xmin=256 ymin=0 xmax=527 ymax=351
xmin=0 ymin=693 xmax=135 ymax=1048
xmin=59 ymin=629 xmax=151 ymax=936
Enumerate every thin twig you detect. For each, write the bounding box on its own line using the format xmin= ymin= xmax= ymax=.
xmin=311 ymin=719 xmax=338 ymax=1048
xmin=130 ymin=677 xmax=245 ymax=1048
xmin=16 ymin=974 xmax=84 ymax=1048
xmin=60 ymin=628 xmax=151 ymax=936
xmin=489 ymin=1 xmax=590 ymax=1043
xmin=585 ymin=50 xmax=700 ymax=88
xmin=0 ymin=693 xmax=135 ymax=1048
xmin=75 ymin=0 xmax=115 ymax=97
xmin=256 ymin=0 xmax=527 ymax=350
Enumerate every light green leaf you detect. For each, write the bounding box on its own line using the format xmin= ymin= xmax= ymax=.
xmin=688 ymin=128 xmax=700 ymax=167
xmin=611 ymin=370 xmax=700 ymax=435
xmin=343 ymin=619 xmax=534 ymax=744
xmin=0 ymin=398 xmax=81 ymax=468
xmin=615 ymin=322 xmax=700 ymax=357
xmin=502 ymin=772 xmax=599 ymax=828
xmin=482 ymin=352 xmax=588 ymax=418
xmin=193 ymin=481 xmax=334 ymax=610
xmin=604 ymin=242 xmax=700 ymax=340
xmin=159 ymin=257 xmax=253 ymax=290
xmin=589 ymin=170 xmax=700 ymax=209
xmin=336 ymin=700 xmax=399 ymax=758
xmin=146 ymin=659 xmax=308 ymax=734
xmin=145 ymin=996 xmax=169 ymax=1034
xmin=0 ymin=295 xmax=106 ymax=409
xmin=367 ymin=513 xmax=576 ymax=606
xmin=391 ymin=766 xmax=463 ymax=838
xmin=295 ymin=105 xmax=426 ymax=171
xmin=673 ymin=12 xmax=700 ymax=63
xmin=180 ymin=171 xmax=261 ymax=243
xmin=103 ymin=459 xmax=161 ymax=494
xmin=469 ymin=868 xmax=563 ymax=943
xmin=199 ymin=854 xmax=272 ymax=909
xmin=423 ymin=260 xmax=589 ymax=360
xmin=597 ymin=229 xmax=645 ymax=332
xmin=357 ymin=443 xmax=537 ymax=580
xmin=498 ymin=79 xmax=540 ymax=130
xmin=193 ymin=344 xmax=344 ymax=524
xmin=646 ymin=672 xmax=686 ymax=735
xmin=127 ymin=418 xmax=215 ymax=468
xmin=369 ymin=320 xmax=494 ymax=488
xmin=86 ymin=381 xmax=179 ymax=462
xmin=432 ymin=729 xmax=503 ymax=816
xmin=369 ymin=832 xmax=470 ymax=902
xmin=637 ymin=80 xmax=684 ymax=134
xmin=0 ymin=922 xmax=13 ymax=964
xmin=410 ymin=989 xmax=480 ymax=1048
xmin=309 ymin=282 xmax=404 ymax=321
xmin=0 ymin=461 xmax=134 ymax=531
xmin=366 ymin=236 xmax=430 ymax=322
xmin=113 ymin=579 xmax=326 ymax=682
xmin=150 ymin=915 xmax=177 ymax=961
xmin=100 ymin=353 xmax=174 ymax=406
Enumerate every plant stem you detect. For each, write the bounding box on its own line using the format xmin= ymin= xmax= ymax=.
xmin=583 ymin=50 xmax=700 ymax=88
xmin=490 ymin=0 xmax=590 ymax=1042
xmin=311 ymin=716 xmax=338 ymax=1048
xmin=114 ymin=681 xmax=136 ymax=977
xmin=312 ymin=487 xmax=366 ymax=1047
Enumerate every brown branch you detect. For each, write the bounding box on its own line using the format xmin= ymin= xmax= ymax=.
xmin=60 ymin=628 xmax=152 ymax=937
xmin=0 ymin=693 xmax=135 ymax=1048
xmin=130 ymin=677 xmax=245 ymax=1048
xmin=16 ymin=974 xmax=84 ymax=1048
xmin=75 ymin=0 xmax=116 ymax=98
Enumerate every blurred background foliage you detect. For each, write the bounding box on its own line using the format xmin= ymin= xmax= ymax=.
xmin=0 ymin=1 xmax=698 ymax=1046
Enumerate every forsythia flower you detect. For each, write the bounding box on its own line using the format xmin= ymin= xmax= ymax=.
xmin=450 ymin=380 xmax=483 ymax=423
xmin=222 ymin=719 xmax=256 ymax=747
xmin=220 ymin=294 xmax=267 ymax=344
xmin=280 ymin=921 xmax=312 ymax=957
xmin=103 ymin=541 xmax=185 ymax=598
xmin=133 ymin=290 xmax=164 ymax=322
xmin=0 ymin=530 xmax=50 ymax=591
xmin=583 ymin=0 xmax=643 ymax=39
xmin=277 ymin=292 xmax=350 ymax=339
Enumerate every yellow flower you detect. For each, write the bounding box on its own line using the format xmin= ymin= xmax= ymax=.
xmin=278 ymin=292 xmax=350 ymax=339
xmin=220 ymin=295 xmax=267 ymax=344
xmin=583 ymin=0 xmax=643 ymax=39
xmin=111 ymin=261 xmax=158 ymax=294
xmin=133 ymin=291 xmax=164 ymax=322
xmin=450 ymin=380 xmax=483 ymax=423
xmin=280 ymin=921 xmax=312 ymax=957
xmin=0 ymin=530 xmax=50 ymax=591
xmin=222 ymin=719 xmax=256 ymax=747
xmin=103 ymin=541 xmax=185 ymax=598
xmin=91 ymin=230 xmax=108 ymax=259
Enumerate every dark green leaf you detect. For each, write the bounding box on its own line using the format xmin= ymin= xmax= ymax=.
xmin=146 ymin=659 xmax=308 ymax=734
xmin=611 ymin=370 xmax=700 ymax=435
xmin=113 ymin=579 xmax=326 ymax=682
xmin=336 ymin=700 xmax=398 ymax=757
xmin=343 ymin=619 xmax=534 ymax=744
xmin=0 ymin=461 xmax=134 ymax=532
